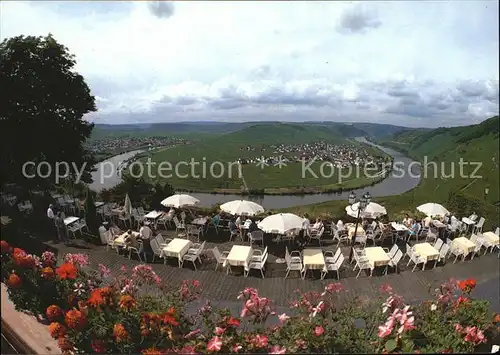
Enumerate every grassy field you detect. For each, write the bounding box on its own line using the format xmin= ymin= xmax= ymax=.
xmin=136 ymin=123 xmax=390 ymax=193
xmin=283 ymin=116 xmax=500 ymax=229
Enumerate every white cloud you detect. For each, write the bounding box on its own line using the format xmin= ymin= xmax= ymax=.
xmin=0 ymin=0 xmax=498 ymax=127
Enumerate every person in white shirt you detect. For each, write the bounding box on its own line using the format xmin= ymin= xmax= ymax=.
xmin=311 ymin=218 xmax=323 ymax=231
xmin=423 ymin=215 xmax=432 ymax=228
xmin=235 ymin=216 xmax=242 ymax=229
xmin=47 ymin=204 xmax=55 ymax=219
xmin=167 ymin=208 xmax=175 ymax=218
xmin=336 ymin=219 xmax=344 ymax=231
xmin=402 ymin=214 xmax=413 ymax=228
xmin=139 ymin=223 xmax=153 ymax=240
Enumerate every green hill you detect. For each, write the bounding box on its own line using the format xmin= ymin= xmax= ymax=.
xmin=140 ymin=122 xmax=389 ymax=193
xmin=286 ymin=116 xmax=500 ymax=230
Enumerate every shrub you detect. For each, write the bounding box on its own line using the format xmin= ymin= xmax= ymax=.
xmin=1 ymin=241 xmax=498 ymax=354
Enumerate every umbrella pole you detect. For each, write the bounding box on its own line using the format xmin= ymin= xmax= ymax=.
xmin=348 ymin=208 xmax=361 ymax=263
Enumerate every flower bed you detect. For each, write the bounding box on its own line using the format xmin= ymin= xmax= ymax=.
xmin=1 ymin=240 xmax=499 ymax=354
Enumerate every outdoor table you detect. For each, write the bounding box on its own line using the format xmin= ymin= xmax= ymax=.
xmin=191 ymin=217 xmax=208 ymax=226
xmin=346 ymin=224 xmax=365 ymax=238
xmin=482 ymin=232 xmax=499 ymax=246
xmin=144 ymin=210 xmax=163 ymax=226
xmin=224 ymin=245 xmax=253 ymax=274
xmin=391 ymin=222 xmax=409 ymax=232
xmin=452 ymin=237 xmax=475 ymax=256
xmin=413 ymin=243 xmax=440 ymax=270
xmin=302 ymin=248 xmax=325 ymax=279
xmin=364 ymin=247 xmax=390 ymax=267
xmin=161 ymin=238 xmax=193 ymax=267
xmin=63 ymin=216 xmax=80 ymax=226
xmin=113 ymin=231 xmax=140 ymax=248
xmin=461 ymin=217 xmax=476 ymax=233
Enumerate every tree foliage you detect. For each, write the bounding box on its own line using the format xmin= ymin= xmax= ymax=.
xmin=0 ymin=34 xmax=96 ymax=189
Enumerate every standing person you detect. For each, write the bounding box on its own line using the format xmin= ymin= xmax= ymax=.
xmin=54 ymin=211 xmax=67 ymax=243
xmin=235 ymin=215 xmax=242 ymax=230
xmin=139 ymin=222 xmax=153 ymax=261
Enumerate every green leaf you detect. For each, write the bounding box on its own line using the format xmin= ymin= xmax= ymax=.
xmin=385 ymin=339 xmax=397 ymax=352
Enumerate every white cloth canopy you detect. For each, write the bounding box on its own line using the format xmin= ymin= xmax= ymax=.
xmin=124 ymin=193 xmax=133 ymax=215
xmin=257 ymin=213 xmax=304 ymax=234
xmin=345 ymin=202 xmax=387 ymax=219
xmin=417 ymin=203 xmax=450 ymax=217
xmin=220 ymin=200 xmax=264 ymax=216
xmin=161 ymin=194 xmax=200 ymax=208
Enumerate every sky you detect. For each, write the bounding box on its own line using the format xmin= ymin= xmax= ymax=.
xmin=1 ymin=1 xmax=498 ymax=128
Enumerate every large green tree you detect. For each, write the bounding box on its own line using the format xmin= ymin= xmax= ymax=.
xmin=0 ymin=34 xmax=96 ymax=189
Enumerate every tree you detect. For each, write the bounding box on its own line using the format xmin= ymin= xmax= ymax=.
xmin=84 ymin=187 xmax=99 ymax=237
xmin=0 ymin=34 xmax=96 ymax=189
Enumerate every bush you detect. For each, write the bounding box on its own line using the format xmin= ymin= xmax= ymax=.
xmin=1 ymin=241 xmax=499 ymax=354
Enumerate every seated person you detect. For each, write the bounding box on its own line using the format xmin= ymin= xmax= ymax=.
xmin=124 ymin=230 xmax=139 ymax=249
xmin=336 ymin=219 xmax=344 ymax=231
xmin=302 ymin=215 xmax=311 ymax=230
xmin=139 ymin=222 xmax=153 ymax=240
xmin=210 ymin=213 xmax=221 ymax=226
xmin=311 ymin=218 xmax=323 ymax=231
xmin=402 ymin=214 xmax=413 ymax=227
xmin=423 ymin=215 xmax=432 ymax=228
xmin=408 ymin=221 xmax=420 ymax=236
xmin=167 ymin=208 xmax=176 ymax=218
xmin=228 ymin=220 xmax=238 ymax=232
xmin=235 ymin=215 xmax=242 ymax=230
xmin=248 ymin=218 xmax=259 ymax=233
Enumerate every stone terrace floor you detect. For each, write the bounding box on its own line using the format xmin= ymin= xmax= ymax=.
xmin=47 ymin=226 xmax=500 ymax=311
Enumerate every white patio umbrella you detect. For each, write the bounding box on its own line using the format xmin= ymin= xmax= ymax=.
xmin=417 ymin=203 xmax=449 ymax=217
xmin=161 ymin=194 xmax=200 ymax=208
xmin=257 ymin=213 xmax=304 ymax=234
xmin=220 ymin=200 xmax=264 ymax=216
xmin=124 ymin=193 xmax=133 ymax=215
xmin=345 ymin=202 xmax=387 ymax=219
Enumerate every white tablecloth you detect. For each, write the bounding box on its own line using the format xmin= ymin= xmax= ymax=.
xmin=461 ymin=217 xmax=476 ymax=226
xmin=145 ymin=210 xmax=163 ymax=219
xmin=391 ymin=222 xmax=409 ymax=232
xmin=113 ymin=231 xmax=140 ymax=247
xmin=303 ymin=249 xmax=325 ymax=270
xmin=482 ymin=232 xmax=499 ymax=246
xmin=414 ymin=243 xmax=440 ymax=262
xmin=191 ymin=217 xmax=208 ymax=225
xmin=452 ymin=237 xmax=475 ymax=255
xmin=161 ymin=239 xmax=192 ymax=262
xmin=224 ymin=245 xmax=253 ymax=267
xmin=63 ymin=216 xmax=80 ymax=226
xmin=365 ymin=247 xmax=390 ymax=267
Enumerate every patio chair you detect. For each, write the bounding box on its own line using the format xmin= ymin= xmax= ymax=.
xmin=351 ymin=247 xmax=367 ymax=265
xmin=105 ymin=231 xmax=115 ymax=252
xmin=188 ymin=241 xmax=206 ymax=261
xmin=212 ymin=247 xmax=229 ymax=271
xmin=433 ymin=238 xmax=444 ymax=252
xmin=251 ymin=246 xmax=268 ymax=262
xmin=229 ymin=228 xmax=240 ymax=242
xmin=149 ymin=238 xmax=164 ymax=263
xmin=449 ymin=243 xmax=465 ymax=263
xmin=308 ymin=226 xmax=324 ymax=246
xmin=181 ymin=244 xmax=203 ymax=270
xmin=406 ymin=247 xmax=426 ymax=272
xmin=354 ymin=257 xmax=374 ymax=278
xmin=353 ymin=234 xmax=367 ymax=248
xmin=425 ymin=230 xmax=438 ymax=244
xmin=67 ymin=223 xmax=81 ymax=239
xmin=132 ymin=209 xmax=145 ymax=229
xmin=386 ymin=249 xmax=403 ymax=274
xmin=321 ymin=254 xmax=344 ymax=280
xmin=173 ymin=216 xmax=186 ymax=235
xmin=137 ymin=207 xmax=146 ymax=216
xmin=154 ymin=233 xmax=171 ymax=248
xmin=285 ymin=254 xmax=304 ymax=278
xmin=157 ymin=214 xmax=172 ymax=230
xmin=438 ymin=243 xmax=450 ymax=263
xmin=332 ymin=229 xmax=350 ymax=247
xmin=118 ymin=214 xmax=131 ymax=229
xmin=383 ymin=244 xmax=399 ymax=260
xmin=244 ymin=252 xmax=268 ymax=278
xmin=473 ymin=217 xmax=485 ymax=234
xmin=323 ymin=248 xmax=341 ymax=264
xmin=187 ymin=225 xmax=202 ymax=242
xmin=249 ymin=230 xmax=264 ymax=247
xmin=285 ymin=246 xmax=302 ymax=263
xmin=128 ymin=241 xmax=144 ymax=262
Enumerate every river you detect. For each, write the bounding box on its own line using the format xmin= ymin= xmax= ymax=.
xmin=89 ymin=138 xmax=421 ymax=209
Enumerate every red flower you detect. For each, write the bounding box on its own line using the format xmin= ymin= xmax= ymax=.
xmin=493 ymin=314 xmax=500 ymax=323
xmin=113 ymin=323 xmax=129 ymax=343
xmin=314 ymin=326 xmax=325 ymax=336
xmin=6 ymin=273 xmax=21 ymax=288
xmin=56 ymin=263 xmax=78 ymax=280
xmin=48 ymin=322 xmax=66 ymax=339
xmin=13 ymin=253 xmax=36 ymax=268
xmin=162 ymin=307 xmax=179 ymax=326
xmin=226 ymin=316 xmax=241 ymax=328
xmin=41 ymin=267 xmax=55 ymax=280
xmin=252 ymin=334 xmax=268 ymax=348
xmin=0 ymin=240 xmax=10 ymax=253
xmin=57 ymin=337 xmax=74 ymax=352
xmin=64 ymin=309 xmax=87 ymax=330
xmin=46 ymin=305 xmax=63 ymax=322
xmin=142 ymin=347 xmax=169 ymax=355
xmin=91 ymin=339 xmax=107 ymax=353
xmin=87 ymin=287 xmax=113 ymax=308
xmin=454 ymin=296 xmax=470 ymax=309
xmin=458 ymin=279 xmax=476 ymax=293
xmin=12 ymin=247 xmax=25 ymax=256
xmin=119 ymin=295 xmax=136 ymax=311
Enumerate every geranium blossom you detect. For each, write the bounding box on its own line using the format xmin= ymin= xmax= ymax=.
xmin=131 ymin=264 xmax=161 ymax=286
xmin=252 ymin=334 xmax=269 ymax=348
xmin=382 ymin=294 xmax=404 ymax=313
xmin=278 ymin=313 xmax=290 ymax=324
xmin=98 ymin=263 xmax=111 ymax=278
xmin=64 ymin=253 xmax=89 ymax=267
xmin=395 ymin=305 xmax=415 ymax=334
xmin=269 ymin=345 xmax=287 ymax=354
xmin=56 ymin=263 xmax=78 ymax=280
xmin=314 ymin=326 xmax=325 ymax=336
xmin=41 ymin=251 xmax=56 ymax=266
xmin=207 ymin=336 xmax=222 ymax=352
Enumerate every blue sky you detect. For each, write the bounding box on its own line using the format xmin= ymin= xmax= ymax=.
xmin=1 ymin=1 xmax=498 ymax=127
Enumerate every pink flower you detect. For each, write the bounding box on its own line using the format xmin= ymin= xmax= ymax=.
xmin=464 ymin=326 xmax=486 ymax=345
xmin=314 ymin=326 xmax=325 ymax=336
xmin=321 ymin=282 xmax=344 ymax=296
xmin=295 ymin=339 xmax=307 ymax=350
xmin=185 ymin=329 xmax=201 ymax=339
xmin=120 ymin=264 xmax=127 ymax=272
xmin=98 ymin=264 xmax=111 ymax=278
xmin=380 ymin=284 xmax=393 ymax=293
xmin=311 ymin=301 xmax=326 ymax=317
xmin=231 ymin=344 xmax=242 ymax=353
xmin=237 ymin=287 xmax=258 ymax=300
xmin=64 ymin=253 xmax=89 ymax=267
xmin=278 ymin=313 xmax=290 ymax=324
xmin=395 ymin=305 xmax=415 ymax=334
xmin=269 ymin=345 xmax=287 ymax=354
xmin=455 ymin=323 xmax=464 ymax=333
xmin=131 ymin=264 xmax=161 ymax=285
xmin=214 ymin=327 xmax=225 ymax=335
xmin=240 ymin=294 xmax=273 ymax=322
xmin=192 ymin=280 xmax=201 ymax=288
xmin=41 ymin=251 xmax=56 ymax=266
xmin=382 ymin=294 xmax=404 ymax=313
xmin=252 ymin=335 xmax=268 ymax=348
xmin=207 ymin=336 xmax=222 ymax=352
xmin=179 ymin=345 xmax=197 ymax=354
xmin=378 ymin=313 xmax=396 ymax=338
